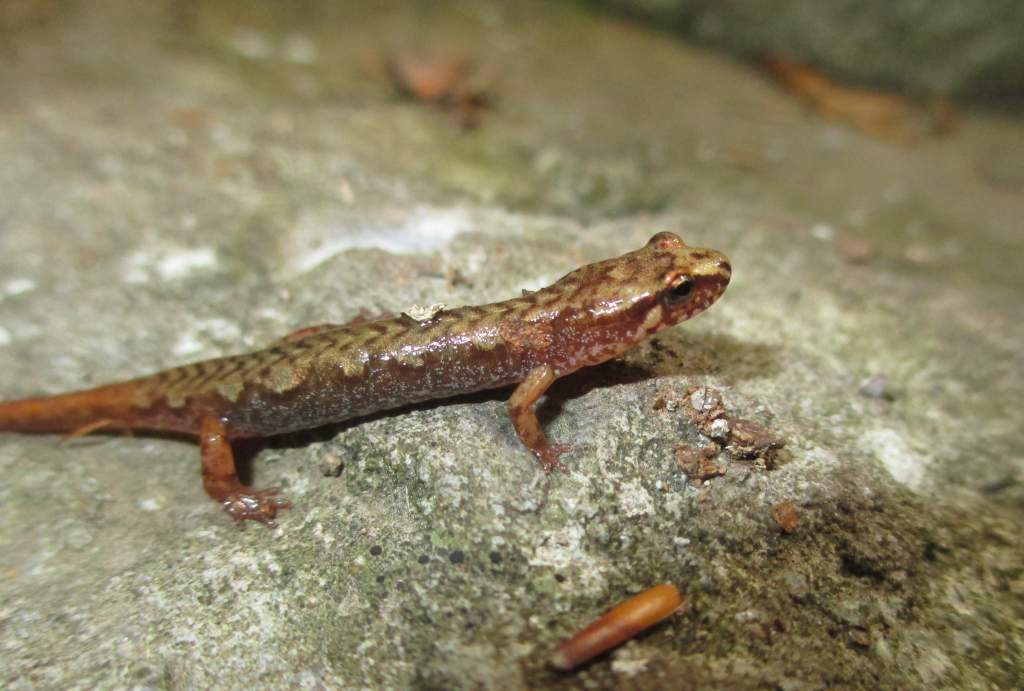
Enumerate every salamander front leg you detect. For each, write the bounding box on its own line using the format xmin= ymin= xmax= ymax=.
xmin=508 ymin=365 xmax=571 ymax=473
xmin=199 ymin=416 xmax=292 ymax=526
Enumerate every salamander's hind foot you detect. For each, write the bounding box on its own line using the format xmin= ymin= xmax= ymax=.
xmin=537 ymin=443 xmax=572 ymax=475
xmin=220 ymin=487 xmax=292 ymax=526
xmin=199 ymin=417 xmax=293 ymax=527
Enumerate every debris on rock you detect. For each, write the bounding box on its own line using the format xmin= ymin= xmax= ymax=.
xmin=661 ymin=386 xmax=786 ymax=486
xmin=772 ymin=501 xmax=800 ymax=533
xmin=859 ymin=374 xmax=895 ymax=401
xmin=725 ymin=418 xmax=785 ymax=464
xmin=383 ymin=54 xmax=495 ymax=128
xmin=651 ymin=388 xmax=681 ymax=412
xmin=760 ymin=53 xmax=956 ymax=144
xmin=675 ymin=442 xmax=725 ymax=485
xmin=317 ymin=449 xmax=345 ymax=477
xmin=682 ymin=386 xmax=786 ymax=469
xmin=834 ymin=233 xmax=877 ymax=264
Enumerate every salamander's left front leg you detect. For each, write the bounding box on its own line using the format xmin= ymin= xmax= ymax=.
xmin=199 ymin=416 xmax=292 ymax=526
xmin=508 ymin=365 xmax=571 ymax=473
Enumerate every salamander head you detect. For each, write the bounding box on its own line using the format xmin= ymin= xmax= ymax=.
xmin=562 ymin=231 xmax=731 ymax=336
xmin=635 ymin=231 xmax=731 ymax=332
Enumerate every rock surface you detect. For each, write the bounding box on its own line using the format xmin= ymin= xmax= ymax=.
xmin=1 ymin=1 xmax=1022 ymax=689
xmin=582 ymin=0 xmax=1024 ymax=100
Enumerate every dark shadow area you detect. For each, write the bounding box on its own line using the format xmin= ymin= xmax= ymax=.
xmin=636 ymin=331 xmax=784 ymax=382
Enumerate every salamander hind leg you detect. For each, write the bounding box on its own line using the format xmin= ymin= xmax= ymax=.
xmin=199 ymin=416 xmax=291 ymax=526
xmin=507 ymin=365 xmax=572 ymax=474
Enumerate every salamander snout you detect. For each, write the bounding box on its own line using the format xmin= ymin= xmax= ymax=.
xmin=690 ymin=249 xmax=731 ymax=285
xmin=715 ymin=257 xmax=731 ymax=282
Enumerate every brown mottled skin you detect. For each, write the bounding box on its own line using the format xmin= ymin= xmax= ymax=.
xmin=0 ymin=233 xmax=731 ymax=525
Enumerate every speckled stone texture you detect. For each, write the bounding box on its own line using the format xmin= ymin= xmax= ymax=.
xmin=1 ymin=1 xmax=1022 ymax=689
xmin=581 ymin=0 xmax=1024 ymax=100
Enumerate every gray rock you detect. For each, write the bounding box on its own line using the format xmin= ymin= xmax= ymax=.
xmin=582 ymin=0 xmax=1024 ymax=100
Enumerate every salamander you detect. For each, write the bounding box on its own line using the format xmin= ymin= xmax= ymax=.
xmin=0 ymin=232 xmax=731 ymax=525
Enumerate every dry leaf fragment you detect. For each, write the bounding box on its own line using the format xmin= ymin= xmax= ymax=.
xmin=761 ymin=54 xmax=954 ymax=144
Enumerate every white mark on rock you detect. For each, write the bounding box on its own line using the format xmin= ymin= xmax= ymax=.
xmin=611 ymin=650 xmax=650 ymax=677
xmin=0 ymin=326 xmax=11 ymax=346
xmin=229 ymin=28 xmax=273 ymax=60
xmin=282 ymin=34 xmax=318 ymax=64
xmin=171 ymin=332 xmax=205 ymax=357
xmin=171 ymin=318 xmax=243 ymax=357
xmin=618 ymin=480 xmax=654 ymax=518
xmin=291 ymin=206 xmax=472 ymax=275
xmin=123 ymin=246 xmax=220 ymax=283
xmin=157 ymin=247 xmax=219 ymax=280
xmin=862 ymin=427 xmax=928 ymax=488
xmin=810 ymin=223 xmax=836 ymax=241
xmin=529 ymin=524 xmax=586 ymax=570
xmin=312 ymin=522 xmax=335 ymax=548
xmin=3 ymin=278 xmax=37 ymax=296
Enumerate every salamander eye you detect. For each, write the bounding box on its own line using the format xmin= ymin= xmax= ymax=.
xmin=663 ymin=276 xmax=694 ymax=305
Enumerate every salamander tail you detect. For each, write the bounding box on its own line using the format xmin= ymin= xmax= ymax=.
xmin=0 ymin=384 xmax=140 ymax=434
